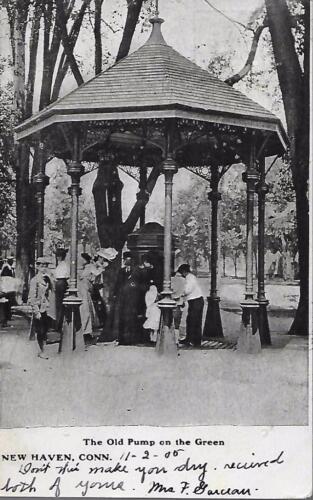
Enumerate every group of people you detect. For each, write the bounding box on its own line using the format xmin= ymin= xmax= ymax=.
xmin=1 ymin=248 xmax=205 ymax=357
xmin=116 ymin=258 xmax=205 ymax=347
xmin=27 ymin=247 xmax=117 ymax=358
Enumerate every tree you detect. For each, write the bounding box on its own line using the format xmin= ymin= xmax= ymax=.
xmin=204 ymin=0 xmax=309 ymax=334
xmin=266 ymin=158 xmax=297 ymax=280
xmin=1 ymin=0 xmax=95 ymax=288
xmin=264 ymin=0 xmax=309 ymax=334
xmin=1 ymin=0 xmax=153 ymax=284
xmin=44 ymin=162 xmax=99 ymax=256
xmin=172 ymin=177 xmax=211 ymax=272
xmin=0 ymin=73 xmax=16 ymax=253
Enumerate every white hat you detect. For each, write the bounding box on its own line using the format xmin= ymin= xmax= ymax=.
xmin=97 ymin=247 xmax=118 ymax=261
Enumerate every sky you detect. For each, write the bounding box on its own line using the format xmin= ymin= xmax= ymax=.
xmin=0 ymin=0 xmax=283 ymax=225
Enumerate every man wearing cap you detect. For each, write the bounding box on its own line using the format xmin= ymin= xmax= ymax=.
xmin=28 ymin=256 xmax=52 ymax=359
xmin=54 ymin=248 xmax=70 ymax=333
xmin=176 ymin=264 xmax=204 ymax=347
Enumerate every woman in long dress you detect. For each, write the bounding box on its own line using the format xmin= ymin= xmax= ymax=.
xmin=118 ymin=254 xmax=154 ymax=345
xmin=143 ymin=283 xmax=161 ymax=343
xmin=78 ymin=253 xmax=101 ymax=343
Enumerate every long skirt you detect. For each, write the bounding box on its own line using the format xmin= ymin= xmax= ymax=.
xmin=55 ymin=279 xmax=68 ymax=332
xmin=79 ymin=283 xmax=99 ymax=336
xmin=118 ymin=283 xmax=143 ymax=345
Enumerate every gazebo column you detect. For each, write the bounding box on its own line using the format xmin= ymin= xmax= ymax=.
xmin=257 ymin=156 xmax=271 ymax=345
xmin=156 ymin=154 xmax=178 ymax=356
xmin=238 ymin=134 xmax=261 ymax=353
xmin=33 ymin=141 xmax=49 ymax=258
xmin=59 ymin=134 xmax=84 ymax=353
xmin=203 ymin=165 xmax=223 ymax=339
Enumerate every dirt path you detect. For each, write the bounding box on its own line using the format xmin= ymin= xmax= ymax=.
xmin=0 ymin=316 xmax=308 ymax=428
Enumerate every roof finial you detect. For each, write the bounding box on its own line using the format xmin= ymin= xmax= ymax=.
xmin=145 ymin=0 xmax=167 ymax=46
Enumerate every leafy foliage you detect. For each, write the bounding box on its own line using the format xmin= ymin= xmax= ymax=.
xmin=172 ymin=161 xmax=297 ymax=277
xmin=173 ymin=177 xmax=210 ymax=269
xmin=44 ymin=161 xmax=99 ymax=255
xmin=266 ymin=158 xmax=297 ymax=257
xmin=0 ymin=64 xmax=16 ymax=251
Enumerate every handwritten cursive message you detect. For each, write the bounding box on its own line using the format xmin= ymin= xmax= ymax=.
xmin=0 ymin=434 xmax=290 ymax=498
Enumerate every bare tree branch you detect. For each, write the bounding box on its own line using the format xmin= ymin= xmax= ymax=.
xmin=202 ymin=0 xmax=254 ymax=33
xmin=101 ymin=17 xmax=121 ymax=34
xmin=225 ymin=22 xmax=267 ymax=86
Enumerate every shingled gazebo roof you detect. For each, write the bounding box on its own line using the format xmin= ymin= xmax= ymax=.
xmin=15 ymin=17 xmax=287 ymax=155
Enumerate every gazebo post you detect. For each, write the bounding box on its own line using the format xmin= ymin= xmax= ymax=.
xmin=238 ymin=132 xmax=261 ymax=353
xmin=156 ymin=122 xmax=178 ymax=356
xmin=33 ymin=140 xmax=49 ymax=258
xmin=257 ymin=156 xmax=271 ymax=345
xmin=203 ymin=165 xmax=223 ymax=338
xmin=59 ymin=131 xmax=83 ymax=353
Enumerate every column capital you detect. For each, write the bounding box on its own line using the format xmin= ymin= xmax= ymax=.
xmin=242 ymin=169 xmax=259 ymax=184
xmin=67 ymin=161 xmax=84 ymax=179
xmin=162 ymin=154 xmax=178 ymax=175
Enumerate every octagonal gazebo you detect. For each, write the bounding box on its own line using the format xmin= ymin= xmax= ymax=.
xmin=15 ymin=16 xmax=287 ymax=353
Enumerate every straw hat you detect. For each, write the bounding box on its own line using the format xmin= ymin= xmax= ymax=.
xmin=97 ymin=247 xmax=118 ymax=261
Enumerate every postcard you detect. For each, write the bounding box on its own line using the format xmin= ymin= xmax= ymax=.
xmin=0 ymin=0 xmax=311 ymax=498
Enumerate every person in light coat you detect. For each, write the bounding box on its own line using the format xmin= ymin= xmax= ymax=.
xmin=28 ymin=256 xmax=52 ymax=359
xmin=176 ymin=264 xmax=204 ymax=347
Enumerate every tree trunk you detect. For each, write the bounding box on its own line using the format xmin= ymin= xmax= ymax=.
xmin=222 ymin=251 xmax=226 ymax=277
xmin=94 ymin=0 xmax=103 ymax=75
xmin=55 ymin=0 xmax=84 ymax=87
xmin=92 ymin=162 xmax=124 ymax=249
xmin=51 ymin=0 xmax=91 ymax=102
xmin=15 ymin=143 xmax=32 ymax=300
xmin=12 ymin=1 xmax=32 ymax=297
xmin=265 ymin=0 xmax=309 ymax=335
xmin=25 ymin=0 xmax=41 ymax=117
xmin=116 ymin=0 xmax=143 ymax=62
xmin=234 ymin=255 xmax=238 ymax=278
xmin=289 ymin=177 xmax=309 ymax=335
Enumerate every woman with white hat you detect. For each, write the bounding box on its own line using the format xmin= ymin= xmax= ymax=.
xmin=78 ymin=248 xmax=117 ymax=345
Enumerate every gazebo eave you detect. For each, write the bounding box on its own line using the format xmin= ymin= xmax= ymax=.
xmin=15 ymin=104 xmax=288 ymax=154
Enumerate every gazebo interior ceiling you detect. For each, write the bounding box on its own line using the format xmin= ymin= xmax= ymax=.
xmin=44 ymin=118 xmax=283 ymax=168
